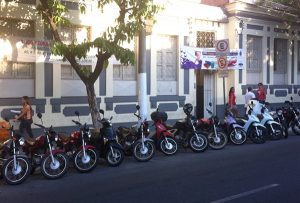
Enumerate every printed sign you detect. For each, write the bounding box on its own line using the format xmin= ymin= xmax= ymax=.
xmin=217 ymin=56 xmax=228 ymax=69
xmin=215 ymin=39 xmax=229 ymax=55
xmin=180 ymin=46 xmax=244 ymax=70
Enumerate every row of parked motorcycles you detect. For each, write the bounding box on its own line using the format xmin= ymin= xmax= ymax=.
xmin=0 ymin=97 xmax=299 ymax=185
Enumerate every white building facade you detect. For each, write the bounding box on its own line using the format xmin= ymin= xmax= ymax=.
xmin=0 ymin=0 xmax=299 ymax=131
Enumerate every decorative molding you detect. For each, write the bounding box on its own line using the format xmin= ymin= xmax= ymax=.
xmin=50 ymin=97 xmax=101 ymax=113
xmin=104 ymin=96 xmax=138 ymax=111
xmin=149 ymin=95 xmax=186 ymax=109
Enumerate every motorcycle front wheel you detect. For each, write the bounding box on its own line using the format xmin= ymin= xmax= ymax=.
xmin=106 ymin=147 xmax=124 ymax=167
xmin=2 ymin=156 xmax=31 ymax=185
xmin=41 ymin=152 xmax=68 ymax=179
xmin=189 ymin=132 xmax=208 ymax=153
xmin=208 ymin=131 xmax=228 ymax=150
xmin=229 ymin=128 xmax=247 ymax=145
xmin=248 ymin=126 xmax=266 ymax=144
xmin=267 ymin=124 xmax=283 ymax=140
xmin=74 ymin=148 xmax=99 ymax=173
xmin=159 ymin=137 xmax=178 ymax=156
xmin=292 ymin=121 xmax=300 ymax=135
xmin=133 ymin=140 xmax=155 ymax=162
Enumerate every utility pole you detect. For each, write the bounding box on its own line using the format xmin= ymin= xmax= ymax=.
xmin=138 ymin=28 xmax=147 ymax=120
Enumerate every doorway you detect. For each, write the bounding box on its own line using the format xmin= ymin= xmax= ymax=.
xmin=196 ymin=70 xmax=215 ymax=118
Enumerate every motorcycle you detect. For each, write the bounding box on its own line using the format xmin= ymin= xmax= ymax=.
xmin=171 ymin=103 xmax=208 ymax=153
xmin=150 ymin=109 xmax=178 ymax=155
xmin=22 ymin=113 xmax=69 ymax=179
xmin=270 ymin=107 xmax=289 ymax=139
xmin=57 ymin=111 xmax=99 ymax=173
xmin=253 ymin=101 xmax=283 ymax=140
xmin=223 ymin=109 xmax=247 ymax=145
xmin=282 ymin=97 xmax=300 ymax=135
xmin=196 ymin=103 xmax=228 ymax=149
xmin=1 ymin=120 xmax=31 ymax=185
xmin=88 ymin=109 xmax=124 ymax=167
xmin=237 ymin=102 xmax=267 ymax=144
xmin=116 ymin=105 xmax=155 ymax=162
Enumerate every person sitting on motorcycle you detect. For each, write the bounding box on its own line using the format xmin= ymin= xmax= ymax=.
xmin=13 ymin=96 xmax=34 ymax=138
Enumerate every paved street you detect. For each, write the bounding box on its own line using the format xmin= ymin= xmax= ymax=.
xmin=1 ymin=135 xmax=300 ymax=203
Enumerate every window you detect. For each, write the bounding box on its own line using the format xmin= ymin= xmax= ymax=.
xmin=156 ymin=35 xmax=178 ymax=95
xmin=60 ymin=25 xmax=91 ymax=44
xmin=274 ymin=38 xmax=287 ymax=73
xmin=156 ymin=35 xmax=177 ymax=81
xmin=61 ymin=64 xmax=92 ymax=80
xmin=247 ymin=35 xmax=262 ymax=73
xmin=0 ymin=18 xmax=34 ymax=38
xmin=0 ymin=61 xmax=35 ymax=79
xmin=196 ymin=31 xmax=215 ymax=48
xmin=113 ymin=64 xmax=136 ymax=81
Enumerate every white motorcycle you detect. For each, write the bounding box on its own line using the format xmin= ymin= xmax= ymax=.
xmin=251 ymin=100 xmax=283 ymax=140
xmin=238 ymin=102 xmax=267 ymax=144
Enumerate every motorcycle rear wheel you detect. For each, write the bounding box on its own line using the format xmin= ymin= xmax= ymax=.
xmin=2 ymin=156 xmax=31 ymax=185
xmin=74 ymin=148 xmax=99 ymax=173
xmin=229 ymin=128 xmax=247 ymax=145
xmin=106 ymin=147 xmax=124 ymax=167
xmin=188 ymin=132 xmax=208 ymax=153
xmin=208 ymin=131 xmax=228 ymax=150
xmin=133 ymin=140 xmax=155 ymax=162
xmin=41 ymin=152 xmax=68 ymax=179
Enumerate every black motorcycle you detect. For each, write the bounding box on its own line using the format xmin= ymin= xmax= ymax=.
xmin=172 ymin=103 xmax=208 ymax=153
xmin=282 ymin=97 xmax=300 ymax=136
xmin=89 ymin=110 xmax=124 ymax=167
xmin=271 ymin=107 xmax=288 ymax=139
xmin=116 ymin=105 xmax=155 ymax=162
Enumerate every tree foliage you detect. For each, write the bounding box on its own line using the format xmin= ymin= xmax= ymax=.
xmin=35 ymin=0 xmax=161 ymax=129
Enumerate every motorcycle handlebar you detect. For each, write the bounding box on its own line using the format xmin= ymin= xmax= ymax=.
xmin=72 ymin=120 xmax=81 ymax=126
xmin=134 ymin=113 xmax=142 ymax=119
xmin=34 ymin=123 xmax=45 ymax=129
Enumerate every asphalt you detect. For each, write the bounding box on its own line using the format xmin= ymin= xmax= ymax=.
xmin=0 ymin=134 xmax=300 ymax=203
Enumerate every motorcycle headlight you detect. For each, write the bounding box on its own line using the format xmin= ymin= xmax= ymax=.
xmin=19 ymin=137 xmax=25 ymax=146
xmin=55 ymin=135 xmax=59 ymax=142
xmin=88 ymin=132 xmax=91 ymax=138
xmin=277 ymin=110 xmax=283 ymax=115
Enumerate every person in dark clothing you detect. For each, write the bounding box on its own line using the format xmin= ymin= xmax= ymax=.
xmin=13 ymin=96 xmax=34 ymax=138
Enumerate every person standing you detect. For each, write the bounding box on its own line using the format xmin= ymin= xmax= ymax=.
xmin=228 ymin=87 xmax=238 ymax=117
xmin=244 ymin=87 xmax=256 ymax=115
xmin=257 ymin=83 xmax=266 ymax=102
xmin=13 ymin=96 xmax=34 ymax=138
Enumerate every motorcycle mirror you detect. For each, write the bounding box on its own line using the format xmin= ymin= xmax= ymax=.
xmin=284 ymin=100 xmax=290 ymax=104
xmin=75 ymin=111 xmax=79 ymax=116
xmin=37 ymin=112 xmax=42 ymax=119
xmin=291 ymin=96 xmax=293 ymax=101
xmin=209 ymin=102 xmax=212 ymax=107
xmin=251 ymin=101 xmax=254 ymax=105
xmin=136 ymin=105 xmax=140 ymax=110
xmin=110 ymin=116 xmax=113 ymax=120
xmin=265 ymin=102 xmax=270 ymax=105
xmin=99 ymin=109 xmax=104 ymax=115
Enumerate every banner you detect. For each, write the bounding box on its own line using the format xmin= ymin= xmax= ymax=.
xmin=180 ymin=46 xmax=244 ymax=70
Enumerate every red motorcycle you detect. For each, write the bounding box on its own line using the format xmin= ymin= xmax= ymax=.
xmin=57 ymin=111 xmax=99 ymax=173
xmin=22 ymin=113 xmax=69 ymax=179
xmin=196 ymin=103 xmax=228 ymax=150
xmin=150 ymin=110 xmax=178 ymax=155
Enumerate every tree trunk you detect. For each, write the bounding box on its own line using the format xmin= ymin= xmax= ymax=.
xmin=86 ymin=82 xmax=101 ymax=131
